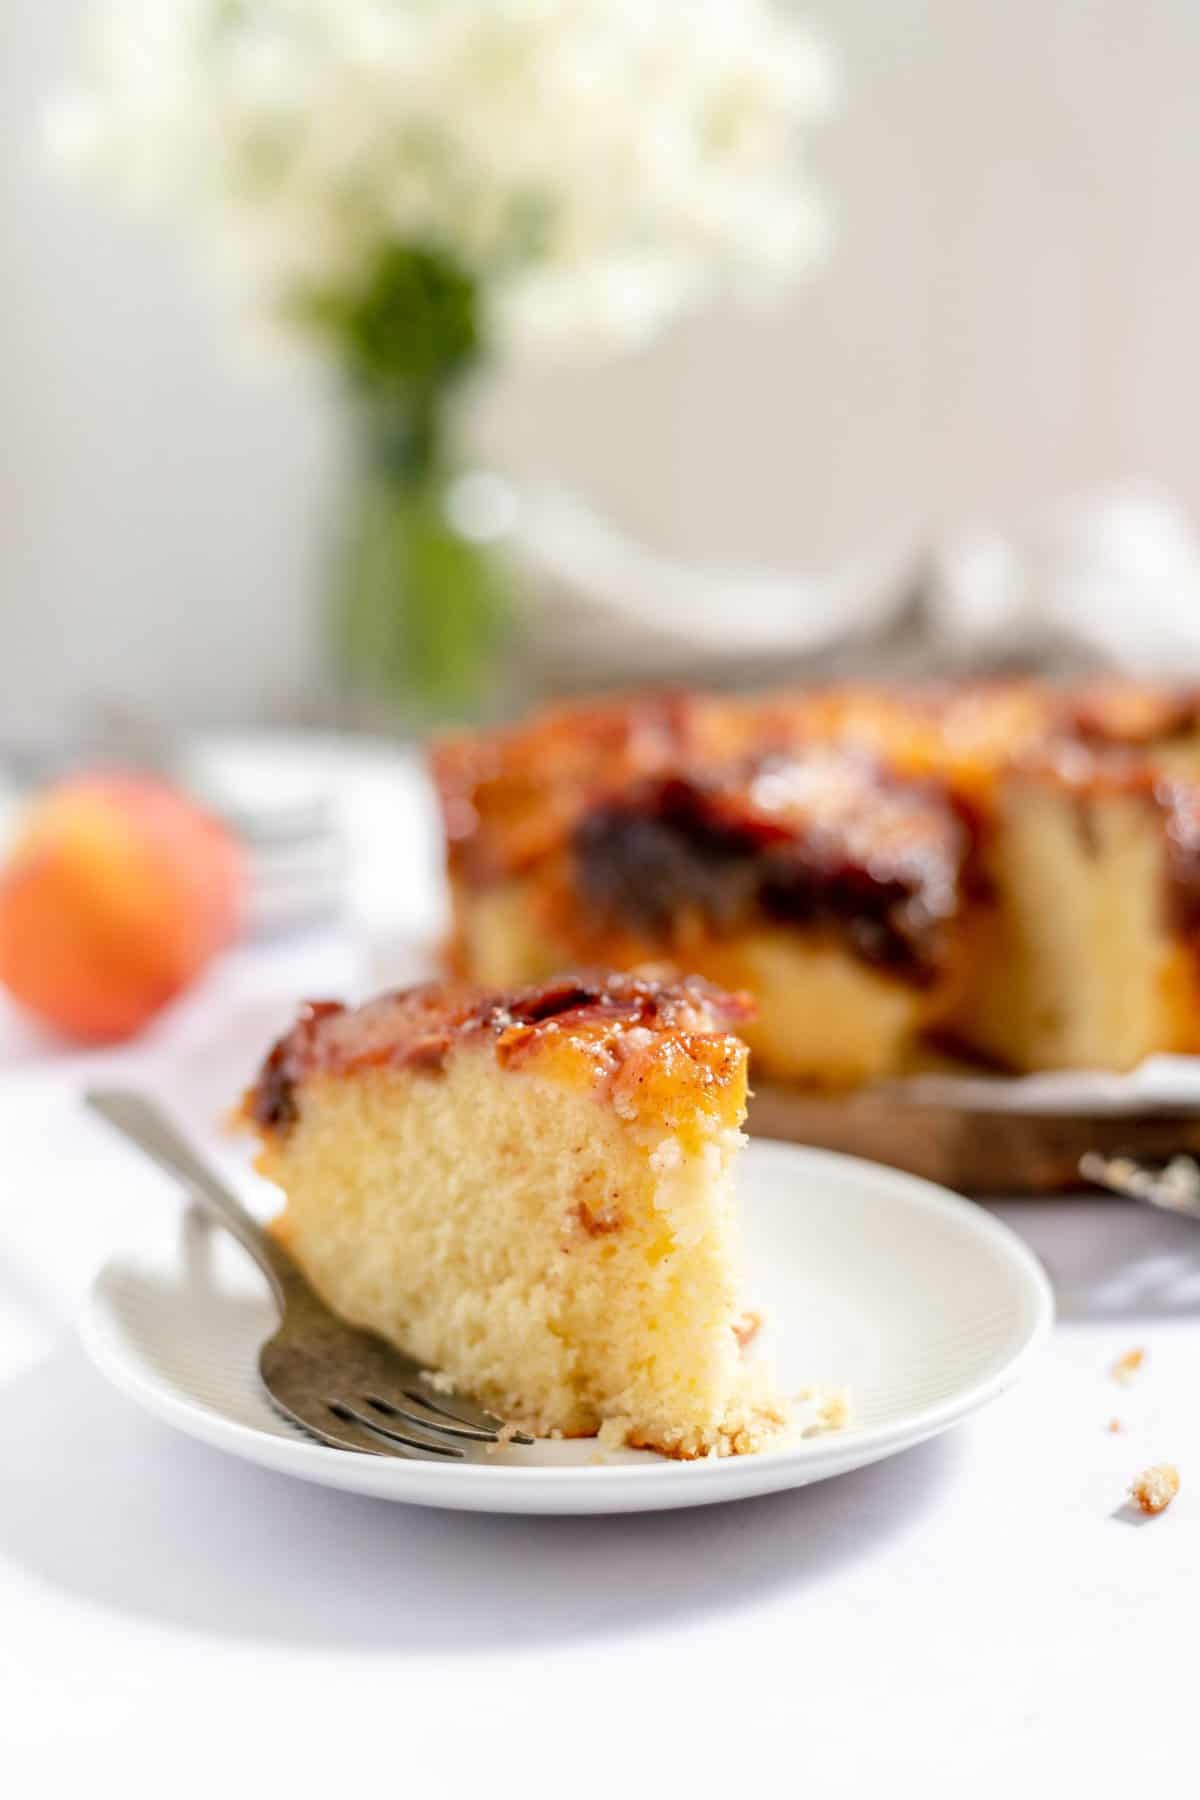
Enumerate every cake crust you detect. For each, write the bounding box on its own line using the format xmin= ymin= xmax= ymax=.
xmin=248 ymin=970 xmax=754 ymax=1136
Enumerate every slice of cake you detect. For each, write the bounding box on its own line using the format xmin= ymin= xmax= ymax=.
xmin=243 ymin=971 xmax=787 ymax=1458
xmin=948 ymin=750 xmax=1200 ymax=1071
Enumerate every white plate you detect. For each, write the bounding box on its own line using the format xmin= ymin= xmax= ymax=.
xmin=81 ymin=1143 xmax=1052 ymax=1515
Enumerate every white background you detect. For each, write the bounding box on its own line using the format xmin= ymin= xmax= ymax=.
xmin=5 ymin=1 xmax=1200 ymax=726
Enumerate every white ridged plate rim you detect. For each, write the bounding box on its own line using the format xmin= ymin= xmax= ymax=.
xmin=81 ymin=1142 xmax=1053 ymax=1515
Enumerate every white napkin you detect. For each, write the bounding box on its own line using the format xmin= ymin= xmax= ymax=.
xmin=887 ymin=1056 xmax=1200 ymax=1116
xmin=508 ymin=480 xmax=1200 ymax=681
xmin=509 ymin=481 xmax=922 ymax=680
xmin=927 ymin=486 xmax=1200 ymax=674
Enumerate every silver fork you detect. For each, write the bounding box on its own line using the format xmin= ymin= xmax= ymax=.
xmin=1080 ymin=1148 xmax=1200 ymax=1220
xmin=86 ymin=1089 xmax=534 ymax=1461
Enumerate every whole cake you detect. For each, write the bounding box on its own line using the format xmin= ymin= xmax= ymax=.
xmin=244 ymin=970 xmax=787 ymax=1459
xmin=433 ymin=680 xmax=1200 ymax=1083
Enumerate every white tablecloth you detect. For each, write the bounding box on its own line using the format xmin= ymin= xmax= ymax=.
xmin=1 ymin=737 xmax=1195 ymax=1794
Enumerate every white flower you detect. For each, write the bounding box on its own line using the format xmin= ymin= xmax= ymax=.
xmin=49 ymin=0 xmax=836 ymax=359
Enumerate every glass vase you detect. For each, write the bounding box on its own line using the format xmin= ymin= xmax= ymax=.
xmin=331 ymin=391 xmax=514 ymax=733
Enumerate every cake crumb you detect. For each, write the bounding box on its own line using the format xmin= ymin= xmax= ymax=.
xmin=419 ymin=1368 xmax=458 ymax=1395
xmin=648 ymin=1136 xmax=683 ymax=1173
xmin=597 ymin=1417 xmax=633 ymax=1451
xmin=799 ymin=1387 xmax=850 ymax=1437
xmin=483 ymin=1421 xmax=529 ymax=1455
xmin=818 ymin=1392 xmax=850 ymax=1432
xmin=1106 ymin=1417 xmax=1124 ymax=1434
xmin=1129 ymin=1464 xmax=1179 ymax=1515
xmin=732 ymin=1309 xmax=762 ymax=1349
xmin=1111 ymin=1347 xmax=1145 ymax=1386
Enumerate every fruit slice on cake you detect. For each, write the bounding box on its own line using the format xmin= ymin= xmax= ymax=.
xmin=243 ymin=971 xmax=787 ymax=1459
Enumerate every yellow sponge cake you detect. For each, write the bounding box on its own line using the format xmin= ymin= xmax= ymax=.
xmin=244 ymin=971 xmax=786 ymax=1459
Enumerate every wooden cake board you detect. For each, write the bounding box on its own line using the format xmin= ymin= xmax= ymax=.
xmin=749 ymin=1082 xmax=1200 ymax=1196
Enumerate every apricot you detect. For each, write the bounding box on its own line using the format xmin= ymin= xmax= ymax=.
xmin=0 ymin=772 xmax=244 ymax=1043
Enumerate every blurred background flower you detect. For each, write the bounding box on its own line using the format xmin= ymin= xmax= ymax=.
xmin=48 ymin=0 xmax=834 ymax=724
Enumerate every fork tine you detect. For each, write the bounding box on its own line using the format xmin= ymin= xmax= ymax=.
xmin=363 ymin=1393 xmax=499 ymax=1445
xmin=266 ymin=1395 xmax=417 ymax=1460
xmin=405 ymin=1380 xmax=537 ymax=1446
xmin=331 ymin=1401 xmax=465 ymax=1459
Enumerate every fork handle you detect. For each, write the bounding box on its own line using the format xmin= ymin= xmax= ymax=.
xmin=86 ymin=1088 xmax=302 ymax=1307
